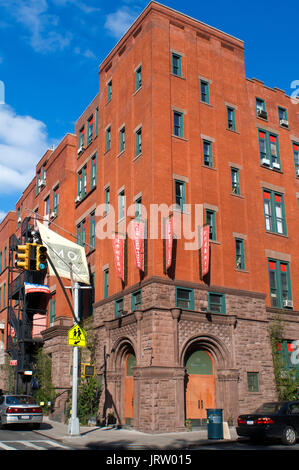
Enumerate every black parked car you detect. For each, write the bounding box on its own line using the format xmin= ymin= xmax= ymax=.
xmin=237 ymin=401 xmax=299 ymax=445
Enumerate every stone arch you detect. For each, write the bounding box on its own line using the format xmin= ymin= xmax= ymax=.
xmin=108 ymin=336 xmax=137 ymax=426
xmin=180 ymin=333 xmax=232 ymax=371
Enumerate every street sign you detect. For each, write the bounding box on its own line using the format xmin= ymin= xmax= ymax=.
xmin=68 ymin=324 xmax=86 ymax=347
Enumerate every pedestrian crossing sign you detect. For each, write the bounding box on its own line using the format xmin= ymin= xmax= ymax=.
xmin=68 ymin=324 xmax=87 ymax=347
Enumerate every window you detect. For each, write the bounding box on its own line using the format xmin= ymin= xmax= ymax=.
xmin=292 ymin=142 xmax=299 ymax=176
xmin=172 ymin=53 xmax=182 ymax=77
xmin=174 ymin=180 xmax=186 ymax=211
xmin=131 ymin=290 xmax=142 ymax=311
xmin=276 ymin=340 xmax=298 ymax=372
xmin=135 ymin=196 xmax=142 ymax=219
xmin=278 ymin=106 xmax=288 ymax=127
xmin=235 ymin=238 xmax=245 ymax=270
xmin=258 ymin=130 xmax=281 ymax=169
xmin=106 ymin=126 xmax=111 ymax=151
xmin=247 ymin=372 xmax=259 ymax=392
xmin=104 ymin=268 xmax=109 ymax=298
xmin=227 ymin=106 xmax=236 ymax=131
xmin=95 ymin=107 xmax=98 ymax=138
xmin=135 ymin=65 xmax=142 ymax=90
xmin=263 ymin=189 xmax=286 ymax=235
xmin=76 ymin=219 xmax=86 ymax=247
xmin=87 ymin=115 xmax=93 ymax=145
xmin=200 ymin=80 xmax=210 ymax=104
xmin=206 ymin=209 xmax=216 ymax=241
xmin=208 ymin=292 xmax=226 ymax=313
xmin=2 ymin=283 xmax=6 ymax=308
xmin=268 ymin=259 xmax=292 ymax=309
xmin=203 ymin=140 xmax=213 ymax=167
xmin=135 ymin=127 xmax=142 ymax=156
xmin=118 ymin=190 xmax=125 ymax=220
xmin=36 ymin=164 xmax=46 ymax=194
xmin=91 ymin=154 xmax=97 ymax=189
xmin=119 ymin=126 xmax=125 ymax=152
xmin=107 ymin=79 xmax=112 ymax=102
xmin=173 ymin=111 xmax=184 ymax=138
xmin=53 ymin=185 xmax=59 ymax=215
xmin=0 ymin=251 xmax=2 ymax=273
xmin=231 ymin=167 xmax=240 ymax=194
xmin=256 ymin=98 xmax=267 ymax=119
xmin=78 ymin=126 xmax=85 ymax=150
xmin=104 ymin=187 xmax=110 ymax=214
xmin=115 ymin=298 xmax=124 ymax=317
xmin=49 ymin=292 xmax=56 ymax=326
xmin=78 ymin=165 xmax=87 ymax=199
xmin=89 ymin=211 xmax=96 ymax=250
xmin=44 ymin=196 xmax=50 ymax=218
xmin=3 ymin=246 xmax=6 ymax=270
xmin=175 ymin=287 xmax=194 ymax=310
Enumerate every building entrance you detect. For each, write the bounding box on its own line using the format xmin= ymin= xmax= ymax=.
xmin=185 ymin=349 xmax=216 ymax=426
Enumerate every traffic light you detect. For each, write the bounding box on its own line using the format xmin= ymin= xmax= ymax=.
xmin=36 ymin=244 xmax=48 ymax=271
xmin=81 ymin=364 xmax=95 ymax=378
xmin=15 ymin=244 xmax=31 ymax=270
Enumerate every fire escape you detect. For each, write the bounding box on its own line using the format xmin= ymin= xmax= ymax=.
xmin=7 ymin=217 xmax=48 ymax=393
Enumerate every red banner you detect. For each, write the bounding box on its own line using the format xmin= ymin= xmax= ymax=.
xmin=201 ymin=225 xmax=210 ymax=277
xmin=165 ymin=217 xmax=173 ymax=270
xmin=112 ymin=237 xmax=124 ymax=279
xmin=132 ymin=220 xmax=145 ymax=271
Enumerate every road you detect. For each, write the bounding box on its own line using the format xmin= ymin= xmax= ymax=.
xmin=0 ymin=425 xmax=74 ymax=450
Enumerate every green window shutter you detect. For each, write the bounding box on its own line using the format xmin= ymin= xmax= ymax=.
xmin=174 ymin=180 xmax=186 ymax=211
xmin=135 ymin=128 xmax=142 ymax=155
xmin=120 ymin=127 xmax=125 ymax=152
xmin=175 ymin=287 xmax=194 ymax=310
xmin=200 ymin=80 xmax=210 ymax=103
xmin=235 ymin=238 xmax=245 ymax=270
xmin=203 ymin=140 xmax=213 ymax=167
xmin=136 ymin=66 xmax=142 ymax=90
xmin=208 ymin=292 xmax=226 ymax=313
xmin=231 ymin=167 xmax=240 ymax=194
xmin=131 ymin=290 xmax=142 ymax=311
xmin=206 ymin=209 xmax=216 ymax=240
xmin=172 ymin=53 xmax=182 ymax=77
xmin=104 ymin=269 xmax=109 ymax=298
xmin=227 ymin=106 xmax=236 ymax=131
xmin=90 ymin=211 xmax=96 ymax=250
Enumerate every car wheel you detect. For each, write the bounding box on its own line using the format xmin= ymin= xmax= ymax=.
xmin=281 ymin=426 xmax=296 ymax=445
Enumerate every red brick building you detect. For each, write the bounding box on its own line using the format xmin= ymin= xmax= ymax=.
xmin=0 ymin=2 xmax=298 ymax=431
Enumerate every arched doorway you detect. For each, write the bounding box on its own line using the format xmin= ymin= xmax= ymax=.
xmin=185 ymin=349 xmax=216 ymax=426
xmin=124 ymin=352 xmax=136 ymax=425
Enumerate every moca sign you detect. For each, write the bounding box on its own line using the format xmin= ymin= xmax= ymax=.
xmin=37 ymin=222 xmax=90 ymax=285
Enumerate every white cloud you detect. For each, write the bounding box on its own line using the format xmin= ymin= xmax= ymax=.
xmin=74 ymin=46 xmax=97 ymax=60
xmin=0 ymin=104 xmax=53 ymax=194
xmin=104 ymin=6 xmax=138 ymax=39
xmin=0 ymin=0 xmax=72 ymax=53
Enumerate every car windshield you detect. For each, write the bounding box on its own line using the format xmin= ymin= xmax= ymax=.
xmin=5 ymin=396 xmax=37 ymax=405
xmin=254 ymin=402 xmax=284 ymax=414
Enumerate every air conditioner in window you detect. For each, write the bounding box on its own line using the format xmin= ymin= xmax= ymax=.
xmin=261 ymin=157 xmax=270 ymax=166
xmin=257 ymin=109 xmax=267 ymax=119
xmin=280 ymin=119 xmax=289 ymax=127
xmin=38 ymin=179 xmax=46 ymax=188
xmin=283 ymin=300 xmax=293 ymax=308
xmin=75 ymin=195 xmax=81 ymax=203
xmin=272 ymin=162 xmax=281 ymax=169
xmin=296 ymin=168 xmax=299 ymax=177
xmin=50 ymin=211 xmax=56 ymax=219
xmin=77 ymin=146 xmax=84 ymax=155
xmin=17 ymin=217 xmax=21 ymax=224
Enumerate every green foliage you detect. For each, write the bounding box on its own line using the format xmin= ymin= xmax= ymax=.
xmin=67 ymin=376 xmax=101 ymax=425
xmin=32 ymin=348 xmax=56 ymax=413
xmin=269 ymin=315 xmax=299 ymax=401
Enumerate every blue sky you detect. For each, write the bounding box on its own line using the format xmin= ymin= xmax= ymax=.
xmin=0 ymin=0 xmax=298 ymax=220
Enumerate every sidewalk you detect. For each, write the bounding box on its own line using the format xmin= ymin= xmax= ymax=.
xmin=35 ymin=417 xmax=238 ymax=450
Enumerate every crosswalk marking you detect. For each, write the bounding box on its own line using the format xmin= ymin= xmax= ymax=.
xmin=0 ymin=439 xmax=72 ymax=450
xmin=0 ymin=442 xmax=17 ymax=450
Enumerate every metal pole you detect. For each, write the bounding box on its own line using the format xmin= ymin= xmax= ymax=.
xmin=68 ymin=281 xmax=80 ymax=436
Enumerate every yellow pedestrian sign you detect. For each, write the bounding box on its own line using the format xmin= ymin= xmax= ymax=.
xmin=68 ymin=324 xmax=86 ymax=347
